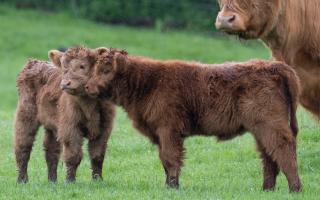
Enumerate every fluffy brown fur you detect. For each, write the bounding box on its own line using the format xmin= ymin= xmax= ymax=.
xmin=14 ymin=47 xmax=115 ymax=183
xmin=215 ymin=0 xmax=320 ymax=120
xmin=15 ymin=60 xmax=61 ymax=183
xmin=85 ymin=49 xmax=302 ymax=192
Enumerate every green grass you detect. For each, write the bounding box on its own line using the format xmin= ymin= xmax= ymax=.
xmin=0 ymin=5 xmax=319 ymax=200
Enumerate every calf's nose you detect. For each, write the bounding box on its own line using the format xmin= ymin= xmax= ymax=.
xmin=85 ymin=84 xmax=99 ymax=97
xmin=85 ymin=85 xmax=89 ymax=91
xmin=61 ymin=80 xmax=71 ymax=89
xmin=215 ymin=13 xmax=236 ymax=30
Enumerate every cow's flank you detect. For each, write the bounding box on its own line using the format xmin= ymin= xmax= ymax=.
xmin=216 ymin=0 xmax=320 ymax=119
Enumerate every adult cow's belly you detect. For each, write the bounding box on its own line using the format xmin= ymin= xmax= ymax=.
xmin=293 ymin=53 xmax=320 ymax=118
xmin=296 ymin=70 xmax=320 ymax=117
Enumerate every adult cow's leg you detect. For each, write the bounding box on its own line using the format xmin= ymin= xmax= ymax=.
xmin=256 ymin=141 xmax=279 ymax=191
xmin=300 ymin=88 xmax=320 ymax=120
xmin=157 ymin=127 xmax=185 ymax=188
xmin=14 ymin=101 xmax=39 ymax=183
xmin=43 ymin=129 xmax=61 ymax=182
xmin=253 ymin=124 xmax=301 ymax=192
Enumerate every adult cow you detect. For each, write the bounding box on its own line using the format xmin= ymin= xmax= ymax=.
xmin=215 ymin=0 xmax=320 ymax=119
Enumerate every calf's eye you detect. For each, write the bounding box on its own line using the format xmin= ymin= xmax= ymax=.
xmin=80 ymin=65 xmax=85 ymax=70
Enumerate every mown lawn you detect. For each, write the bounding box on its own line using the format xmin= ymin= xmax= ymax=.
xmin=0 ymin=5 xmax=319 ymax=200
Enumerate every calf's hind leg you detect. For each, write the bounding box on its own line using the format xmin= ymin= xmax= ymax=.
xmin=43 ymin=129 xmax=61 ymax=182
xmin=157 ymin=144 xmax=169 ymax=184
xmin=256 ymin=141 xmax=279 ymax=191
xmin=253 ymin=124 xmax=301 ymax=192
xmin=157 ymin=127 xmax=185 ymax=188
xmin=14 ymin=101 xmax=39 ymax=183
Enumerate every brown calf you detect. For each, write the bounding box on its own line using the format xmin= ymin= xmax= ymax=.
xmin=49 ymin=47 xmax=115 ymax=182
xmin=15 ymin=60 xmax=61 ymax=183
xmin=85 ymin=49 xmax=301 ymax=192
xmin=14 ymin=47 xmax=115 ymax=183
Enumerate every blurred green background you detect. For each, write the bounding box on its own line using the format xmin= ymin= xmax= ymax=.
xmin=0 ymin=1 xmax=319 ymax=200
xmin=0 ymin=0 xmax=220 ymax=32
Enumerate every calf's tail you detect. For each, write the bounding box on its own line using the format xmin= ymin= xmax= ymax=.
xmin=278 ymin=65 xmax=301 ymax=136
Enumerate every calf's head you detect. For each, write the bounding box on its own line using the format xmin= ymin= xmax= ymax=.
xmin=215 ymin=0 xmax=281 ymax=39
xmin=85 ymin=49 xmax=128 ymax=98
xmin=49 ymin=47 xmax=109 ymax=96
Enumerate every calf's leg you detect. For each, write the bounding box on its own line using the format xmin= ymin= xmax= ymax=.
xmin=88 ymin=130 xmax=111 ymax=180
xmin=14 ymin=101 xmax=39 ymax=183
xmin=253 ymin=124 xmax=301 ymax=192
xmin=256 ymin=141 xmax=279 ymax=191
xmin=43 ymin=129 xmax=61 ymax=182
xmin=162 ymin=163 xmax=169 ymax=185
xmin=62 ymin=133 xmax=83 ymax=183
xmin=157 ymin=127 xmax=184 ymax=188
xmin=157 ymin=144 xmax=169 ymax=184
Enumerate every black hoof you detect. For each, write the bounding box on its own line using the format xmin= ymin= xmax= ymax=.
xmin=48 ymin=175 xmax=57 ymax=183
xmin=66 ymin=177 xmax=76 ymax=184
xmin=166 ymin=177 xmax=179 ymax=189
xmin=263 ymin=182 xmax=276 ymax=192
xmin=17 ymin=175 xmax=28 ymax=184
xmin=289 ymin=182 xmax=302 ymax=193
xmin=92 ymin=174 xmax=103 ymax=181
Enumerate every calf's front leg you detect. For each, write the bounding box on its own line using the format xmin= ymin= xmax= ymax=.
xmin=59 ymin=124 xmax=83 ymax=183
xmin=88 ymin=128 xmax=112 ymax=180
xmin=157 ymin=127 xmax=185 ymax=188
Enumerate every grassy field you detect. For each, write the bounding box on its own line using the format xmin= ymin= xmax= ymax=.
xmin=0 ymin=5 xmax=319 ymax=200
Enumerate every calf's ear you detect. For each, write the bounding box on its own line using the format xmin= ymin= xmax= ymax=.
xmin=94 ymin=47 xmax=109 ymax=57
xmin=113 ymin=50 xmax=128 ymax=70
xmin=48 ymin=50 xmax=63 ymax=68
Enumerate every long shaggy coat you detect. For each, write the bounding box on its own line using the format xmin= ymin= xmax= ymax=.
xmin=85 ymin=50 xmax=301 ymax=192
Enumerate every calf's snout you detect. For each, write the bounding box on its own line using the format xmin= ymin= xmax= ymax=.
xmin=85 ymin=83 xmax=99 ymax=97
xmin=60 ymin=80 xmax=71 ymax=90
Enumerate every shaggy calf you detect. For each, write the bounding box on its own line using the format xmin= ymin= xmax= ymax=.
xmin=14 ymin=47 xmax=115 ymax=183
xmin=85 ymin=49 xmax=301 ymax=192
xmin=49 ymin=47 xmax=116 ymax=182
xmin=15 ymin=60 xmax=61 ymax=183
